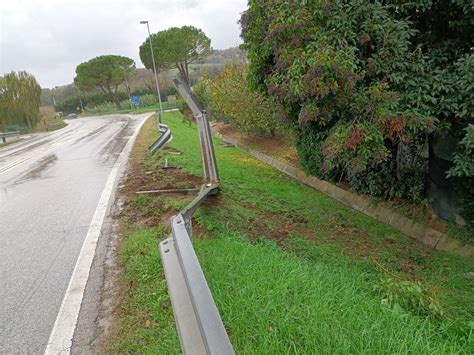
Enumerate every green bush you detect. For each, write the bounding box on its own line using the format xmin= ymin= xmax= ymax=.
xmin=195 ymin=63 xmax=280 ymax=136
xmin=348 ymin=161 xmax=426 ymax=204
xmin=240 ymin=0 xmax=472 ymax=208
xmin=86 ymin=101 xmax=116 ymax=114
xmin=140 ymin=94 xmax=157 ymax=107
xmin=295 ymin=124 xmax=333 ymax=179
xmin=120 ymin=99 xmax=133 ymax=109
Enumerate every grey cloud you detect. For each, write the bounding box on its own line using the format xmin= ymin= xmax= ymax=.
xmin=0 ymin=0 xmax=247 ymax=88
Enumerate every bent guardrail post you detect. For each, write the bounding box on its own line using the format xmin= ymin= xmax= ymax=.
xmin=196 ymin=112 xmax=219 ymax=183
xmin=173 ymin=76 xmax=219 ymax=184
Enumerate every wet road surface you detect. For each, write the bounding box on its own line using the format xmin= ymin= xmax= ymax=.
xmin=0 ymin=115 xmax=146 ymax=353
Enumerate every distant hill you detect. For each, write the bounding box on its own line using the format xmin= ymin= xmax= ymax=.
xmin=40 ymin=47 xmax=246 ymax=106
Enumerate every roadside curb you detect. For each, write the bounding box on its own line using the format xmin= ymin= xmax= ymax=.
xmin=211 ymin=129 xmax=474 ymax=259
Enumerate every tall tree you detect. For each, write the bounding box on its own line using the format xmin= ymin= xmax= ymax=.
xmin=139 ymin=26 xmax=212 ymax=84
xmin=0 ymin=71 xmax=42 ymax=130
xmin=74 ymin=55 xmax=135 ymax=108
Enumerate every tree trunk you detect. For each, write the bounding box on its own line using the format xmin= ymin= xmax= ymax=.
xmin=184 ymin=60 xmax=190 ymax=84
xmin=106 ymin=86 xmax=121 ymax=109
xmin=176 ymin=62 xmax=189 ymax=84
xmin=111 ymin=93 xmax=121 ymax=109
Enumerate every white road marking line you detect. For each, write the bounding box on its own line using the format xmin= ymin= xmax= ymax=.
xmin=44 ymin=115 xmax=149 ymax=354
xmin=0 ymin=156 xmax=32 ymax=174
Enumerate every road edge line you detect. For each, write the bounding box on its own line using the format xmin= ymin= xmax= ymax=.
xmin=44 ymin=114 xmax=151 ymax=354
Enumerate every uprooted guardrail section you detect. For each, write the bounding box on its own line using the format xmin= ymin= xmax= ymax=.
xmin=150 ymin=75 xmax=234 ymax=354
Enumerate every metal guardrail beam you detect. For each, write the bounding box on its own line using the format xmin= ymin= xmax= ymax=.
xmin=149 ymin=123 xmax=173 ymax=154
xmin=159 ymin=183 xmax=233 ymax=355
xmin=173 ymin=76 xmax=204 ymax=117
xmin=0 ymin=131 xmax=20 ymax=143
xmin=173 ymin=77 xmax=219 ymax=184
xmin=156 ymin=76 xmax=232 ymax=354
xmin=195 ymin=113 xmax=219 ymax=183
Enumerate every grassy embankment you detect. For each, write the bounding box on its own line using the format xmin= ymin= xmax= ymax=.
xmin=112 ymin=111 xmax=473 ymax=354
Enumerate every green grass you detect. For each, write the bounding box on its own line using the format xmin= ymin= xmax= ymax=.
xmin=196 ymin=234 xmax=471 ymax=353
xmin=112 ymin=227 xmax=180 ymax=353
xmin=115 ymin=111 xmax=473 ymax=353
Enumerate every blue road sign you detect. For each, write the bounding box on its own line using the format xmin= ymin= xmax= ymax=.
xmin=131 ymin=95 xmax=141 ymax=106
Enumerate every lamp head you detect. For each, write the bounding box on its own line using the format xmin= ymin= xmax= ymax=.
xmin=139 ymin=20 xmax=148 ymax=24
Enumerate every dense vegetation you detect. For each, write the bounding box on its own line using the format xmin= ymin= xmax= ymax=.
xmin=195 ymin=63 xmax=279 ymax=135
xmin=55 ymin=92 xmax=128 ymax=113
xmin=240 ymin=0 xmax=473 ymax=226
xmin=0 ymin=71 xmax=42 ymax=131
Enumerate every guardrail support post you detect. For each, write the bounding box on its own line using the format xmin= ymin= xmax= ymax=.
xmin=173 ymin=76 xmax=219 ymax=184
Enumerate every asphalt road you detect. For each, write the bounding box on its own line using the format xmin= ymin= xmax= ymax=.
xmin=0 ymin=115 xmax=146 ymax=353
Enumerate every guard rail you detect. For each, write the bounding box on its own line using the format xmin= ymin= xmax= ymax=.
xmin=0 ymin=131 xmax=20 ymax=143
xmin=154 ymin=76 xmax=233 ymax=354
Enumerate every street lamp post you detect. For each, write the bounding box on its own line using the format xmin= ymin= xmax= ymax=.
xmin=140 ymin=20 xmax=163 ymax=121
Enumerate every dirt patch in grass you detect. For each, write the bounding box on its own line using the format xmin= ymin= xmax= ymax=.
xmin=119 ymin=118 xmax=203 ymax=230
xmin=212 ymin=195 xmax=436 ymax=282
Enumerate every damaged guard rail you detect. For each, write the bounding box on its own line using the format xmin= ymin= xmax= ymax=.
xmin=155 ymin=76 xmax=234 ymax=354
xmin=149 ymin=123 xmax=173 ymax=154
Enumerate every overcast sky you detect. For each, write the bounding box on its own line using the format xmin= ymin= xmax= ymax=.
xmin=0 ymin=0 xmax=247 ymax=88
